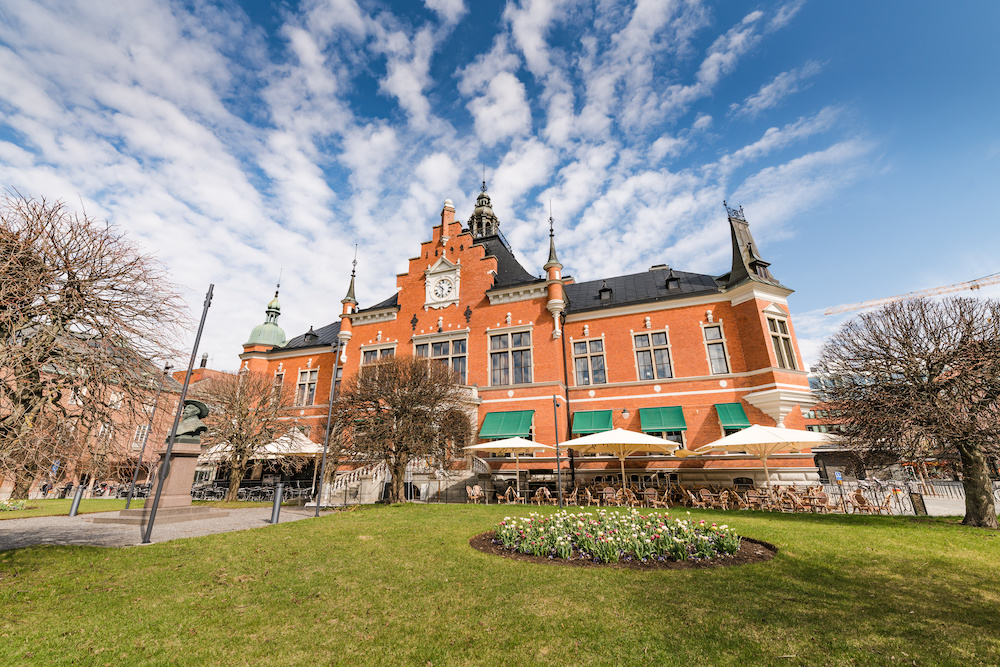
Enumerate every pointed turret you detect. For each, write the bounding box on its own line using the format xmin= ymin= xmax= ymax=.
xmin=243 ymin=286 xmax=288 ymax=348
xmin=723 ymin=201 xmax=778 ymax=290
xmin=544 ymin=209 xmax=565 ymax=338
xmin=338 ymin=255 xmax=358 ymax=360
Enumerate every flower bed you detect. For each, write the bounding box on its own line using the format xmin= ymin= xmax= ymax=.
xmin=0 ymin=499 xmax=28 ymax=511
xmin=495 ymin=509 xmax=741 ymax=564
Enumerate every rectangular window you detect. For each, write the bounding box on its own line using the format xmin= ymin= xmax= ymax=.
xmin=645 ymin=430 xmax=684 ymax=447
xmin=417 ymin=338 xmax=468 ymax=384
xmin=132 ymin=424 xmax=149 ymax=451
xmin=296 ymin=369 xmax=318 ymax=406
xmin=362 ymin=347 xmax=395 ymax=364
xmin=490 ymin=331 xmax=531 ymax=385
xmin=633 ymin=332 xmax=673 ymax=380
xmin=704 ymin=325 xmax=730 ymax=374
xmin=272 ymin=372 xmax=284 ymax=397
xmin=767 ymin=317 xmax=798 ymax=370
xmin=573 ymin=339 xmax=607 ymax=385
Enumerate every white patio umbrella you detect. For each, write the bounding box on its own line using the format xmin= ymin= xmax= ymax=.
xmin=694 ymin=425 xmax=835 ymax=489
xmin=465 ymin=437 xmax=556 ymax=497
xmin=557 ymin=429 xmax=681 ymax=487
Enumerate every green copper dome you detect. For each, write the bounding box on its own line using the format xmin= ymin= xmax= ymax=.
xmin=244 ymin=291 xmax=287 ymax=348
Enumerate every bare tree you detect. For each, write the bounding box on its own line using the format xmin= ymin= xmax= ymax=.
xmin=196 ymin=370 xmax=301 ymax=501
xmin=0 ymin=194 xmax=184 ymax=499
xmin=331 ymin=355 xmax=473 ymax=504
xmin=817 ymin=297 xmax=1000 ymax=528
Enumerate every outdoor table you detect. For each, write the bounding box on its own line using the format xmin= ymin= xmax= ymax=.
xmin=801 ymin=495 xmax=825 ymax=512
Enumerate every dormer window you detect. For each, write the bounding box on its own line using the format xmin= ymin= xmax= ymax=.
xmin=598 ymin=281 xmax=613 ymax=302
xmin=665 ymin=269 xmax=680 ymax=290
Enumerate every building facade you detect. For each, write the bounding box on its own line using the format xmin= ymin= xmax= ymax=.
xmin=240 ymin=189 xmax=818 ymax=488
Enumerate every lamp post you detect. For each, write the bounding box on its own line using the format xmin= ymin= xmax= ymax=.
xmin=315 ymin=339 xmax=342 ymax=517
xmin=142 ymin=284 xmax=213 ymax=545
xmin=125 ymin=362 xmax=172 ymax=509
xmin=552 ymin=395 xmax=563 ymax=509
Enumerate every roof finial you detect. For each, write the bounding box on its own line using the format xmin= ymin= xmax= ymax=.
xmin=481 ymin=165 xmax=487 ymax=192
xmin=342 ymin=245 xmax=359 ymax=305
xmin=275 ymin=268 xmax=282 ymax=298
xmin=544 ymin=200 xmax=561 ymax=270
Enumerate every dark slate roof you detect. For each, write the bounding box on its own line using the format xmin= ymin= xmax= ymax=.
xmin=355 ymin=292 xmax=399 ymax=314
xmin=564 ymin=267 xmax=721 ymax=313
xmin=475 ymin=236 xmax=544 ymax=289
xmin=283 ymin=320 xmax=342 ymax=351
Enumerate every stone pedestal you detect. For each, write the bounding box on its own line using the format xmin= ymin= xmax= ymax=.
xmin=154 ymin=440 xmax=202 ymax=508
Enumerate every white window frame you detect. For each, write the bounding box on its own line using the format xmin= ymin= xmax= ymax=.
xmin=571 ymin=336 xmax=607 ymax=386
xmin=296 ymin=369 xmax=319 ymax=406
xmin=132 ymin=424 xmax=149 ymax=451
xmin=767 ymin=316 xmax=798 ymax=370
xmin=632 ymin=330 xmax=674 ymax=381
xmin=415 ymin=336 xmax=468 ymax=385
xmin=360 ymin=344 xmax=397 ymax=365
xmin=488 ymin=329 xmax=533 ymax=386
xmin=701 ymin=322 xmax=732 ymax=375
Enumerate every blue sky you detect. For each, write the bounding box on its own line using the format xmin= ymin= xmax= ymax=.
xmin=1 ymin=0 xmax=998 ymax=369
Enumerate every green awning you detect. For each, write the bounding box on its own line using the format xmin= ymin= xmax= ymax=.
xmin=571 ymin=410 xmax=614 ymax=434
xmin=715 ymin=402 xmax=751 ymax=429
xmin=479 ymin=410 xmax=534 ymax=439
xmin=639 ymin=406 xmax=687 ymax=432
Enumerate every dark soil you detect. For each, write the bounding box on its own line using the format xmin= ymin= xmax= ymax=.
xmin=469 ymin=531 xmax=777 ymax=570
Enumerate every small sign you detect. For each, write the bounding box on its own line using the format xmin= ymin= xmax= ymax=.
xmin=834 ymin=471 xmax=843 ymax=484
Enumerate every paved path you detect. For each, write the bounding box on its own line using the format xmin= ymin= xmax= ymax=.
xmin=0 ymin=507 xmax=319 ymax=552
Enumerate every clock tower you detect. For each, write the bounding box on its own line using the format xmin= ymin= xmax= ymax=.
xmin=424 ymin=256 xmax=461 ymax=310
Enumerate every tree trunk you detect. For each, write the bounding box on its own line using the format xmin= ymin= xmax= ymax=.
xmin=9 ymin=472 xmax=33 ymax=500
xmin=226 ymin=460 xmax=247 ymax=502
xmin=957 ymin=442 xmax=999 ymax=529
xmin=389 ymin=454 xmax=408 ymax=504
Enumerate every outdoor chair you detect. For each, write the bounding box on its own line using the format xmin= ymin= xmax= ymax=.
xmin=848 ymin=490 xmax=875 ymax=514
xmin=601 ymin=487 xmax=617 ymax=506
xmin=777 ymin=490 xmax=806 ymax=512
xmin=532 ymin=487 xmax=555 ymax=505
xmin=717 ymin=489 xmax=731 ymax=510
xmin=616 ymin=487 xmax=640 ymax=508
xmin=744 ymin=490 xmax=765 ymax=510
xmin=699 ymin=488 xmax=720 ymax=509
xmin=642 ymin=487 xmax=662 ymax=508
xmin=466 ymin=485 xmax=484 ymax=504
xmin=685 ymin=489 xmax=707 ymax=509
xmin=565 ymin=487 xmax=578 ymax=506
xmin=583 ymin=487 xmax=597 ymax=506
xmin=814 ymin=491 xmax=843 ymax=513
xmin=505 ymin=485 xmax=520 ymax=504
xmin=875 ymin=492 xmax=894 ymax=515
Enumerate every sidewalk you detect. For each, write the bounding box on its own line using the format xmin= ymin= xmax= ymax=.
xmin=0 ymin=507 xmax=319 ymax=552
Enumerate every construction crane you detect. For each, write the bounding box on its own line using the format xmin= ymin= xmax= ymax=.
xmin=824 ymin=272 xmax=1000 ymax=315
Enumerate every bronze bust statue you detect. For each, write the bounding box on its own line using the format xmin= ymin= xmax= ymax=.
xmin=174 ymin=399 xmax=209 ymax=444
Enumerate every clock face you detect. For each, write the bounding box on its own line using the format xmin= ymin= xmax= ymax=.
xmin=434 ymin=278 xmax=453 ymax=299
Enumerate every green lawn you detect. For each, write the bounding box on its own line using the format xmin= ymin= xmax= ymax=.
xmin=0 ymin=498 xmax=280 ymax=520
xmin=0 ymin=497 xmax=147 ymax=519
xmin=1 ymin=504 xmax=998 ymax=666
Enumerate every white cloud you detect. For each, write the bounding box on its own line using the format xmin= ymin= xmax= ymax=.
xmin=730 ymin=60 xmax=822 ymax=118
xmin=467 ymin=72 xmax=532 ymax=146
xmin=424 ymin=0 xmax=467 ymax=24
xmin=0 ymin=0 xmax=874 ymax=370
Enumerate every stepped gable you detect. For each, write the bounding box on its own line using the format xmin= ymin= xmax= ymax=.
xmin=564 ymin=267 xmax=719 ymax=313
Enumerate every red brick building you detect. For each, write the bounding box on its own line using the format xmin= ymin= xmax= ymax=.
xmin=239 ymin=189 xmax=818 ymax=488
